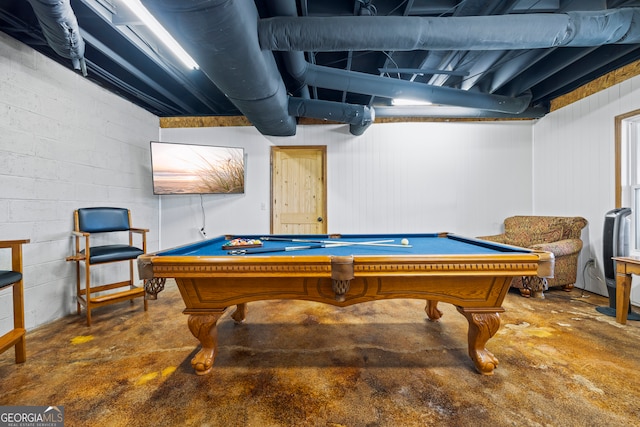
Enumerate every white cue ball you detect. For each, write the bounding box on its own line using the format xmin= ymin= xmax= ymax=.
xmin=401 ymin=238 xmax=409 ymax=246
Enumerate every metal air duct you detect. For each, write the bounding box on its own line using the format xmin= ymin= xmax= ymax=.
xmin=289 ymin=98 xmax=374 ymax=136
xmin=281 ymin=53 xmax=532 ymax=114
xmin=258 ymin=9 xmax=640 ymax=52
xmin=151 ymin=3 xmax=640 ymax=136
xmin=26 ymin=0 xmax=87 ymax=75
xmin=149 ymin=0 xmax=297 ymax=136
xmin=257 ymin=6 xmax=640 ymax=125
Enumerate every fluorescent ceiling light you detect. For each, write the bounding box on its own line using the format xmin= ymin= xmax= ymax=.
xmin=121 ymin=0 xmax=199 ymax=70
xmin=391 ymin=98 xmax=433 ymax=106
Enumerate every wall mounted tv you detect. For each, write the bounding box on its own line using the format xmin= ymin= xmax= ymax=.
xmin=150 ymin=141 xmax=245 ymax=195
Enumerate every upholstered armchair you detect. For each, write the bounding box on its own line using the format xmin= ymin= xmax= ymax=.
xmin=479 ymin=216 xmax=588 ymax=297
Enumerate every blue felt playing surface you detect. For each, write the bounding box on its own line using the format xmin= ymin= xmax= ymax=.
xmin=156 ymin=233 xmax=529 ymax=257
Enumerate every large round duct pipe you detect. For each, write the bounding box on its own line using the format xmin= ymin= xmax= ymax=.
xmin=289 ymin=98 xmax=374 ymax=136
xmin=26 ymin=0 xmax=86 ymax=75
xmin=281 ymin=54 xmax=531 ymax=114
xmin=270 ymin=0 xmax=372 ymax=135
xmin=149 ymin=0 xmax=297 ymax=136
xmin=259 ymin=9 xmax=640 ymax=52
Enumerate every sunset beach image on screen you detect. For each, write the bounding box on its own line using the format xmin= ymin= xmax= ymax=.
xmin=150 ymin=141 xmax=245 ymax=195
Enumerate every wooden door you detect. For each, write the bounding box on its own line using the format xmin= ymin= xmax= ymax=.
xmin=271 ymin=146 xmax=327 ymax=234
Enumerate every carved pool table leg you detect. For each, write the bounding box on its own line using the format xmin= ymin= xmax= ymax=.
xmin=425 ymin=300 xmax=443 ymax=320
xmin=456 ymin=307 xmax=501 ymax=375
xmin=231 ymin=303 xmax=247 ymax=323
xmin=187 ymin=311 xmax=224 ymax=376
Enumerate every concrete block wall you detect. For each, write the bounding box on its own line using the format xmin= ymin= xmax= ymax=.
xmin=0 ymin=31 xmax=159 ymax=333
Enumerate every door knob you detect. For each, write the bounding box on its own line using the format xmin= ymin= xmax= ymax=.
xmin=317 ymin=217 xmax=323 ymax=222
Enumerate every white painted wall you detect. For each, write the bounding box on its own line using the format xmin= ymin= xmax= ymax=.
xmin=533 ymin=74 xmax=640 ymax=305
xmin=160 ymin=121 xmax=534 ymax=248
xmin=0 ymin=32 xmax=159 ymax=333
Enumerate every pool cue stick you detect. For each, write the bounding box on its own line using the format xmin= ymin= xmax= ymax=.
xmin=259 ymin=237 xmax=411 ymax=248
xmin=229 ymin=243 xmax=328 ymax=255
xmin=229 ymin=239 xmax=407 ymax=255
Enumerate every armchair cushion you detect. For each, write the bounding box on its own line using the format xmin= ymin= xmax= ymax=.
xmin=506 ymin=226 xmax=563 ymax=247
xmin=83 ymin=245 xmax=144 ymax=264
xmin=0 ymin=271 xmax=22 ymax=289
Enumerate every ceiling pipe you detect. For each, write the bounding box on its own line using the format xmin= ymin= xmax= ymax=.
xmin=148 ymin=0 xmax=297 ymax=136
xmin=147 ymin=0 xmax=394 ymax=136
xmin=258 ymin=9 xmax=640 ymax=52
xmin=260 ymin=5 xmax=640 ymax=121
xmin=26 ymin=0 xmax=87 ymax=75
xmin=289 ymin=98 xmax=374 ymax=136
xmin=270 ymin=0 xmax=375 ymax=135
xmin=281 ymin=53 xmax=532 ymax=114
xmin=149 ymin=0 xmax=378 ymax=136
xmin=265 ymin=0 xmax=543 ymax=115
xmin=147 ymin=1 xmax=640 ymax=136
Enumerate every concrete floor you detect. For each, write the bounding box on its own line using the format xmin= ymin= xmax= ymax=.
xmin=1 ymin=281 xmax=640 ymax=427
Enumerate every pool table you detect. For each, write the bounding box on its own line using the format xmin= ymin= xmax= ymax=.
xmin=138 ymin=233 xmax=554 ymax=376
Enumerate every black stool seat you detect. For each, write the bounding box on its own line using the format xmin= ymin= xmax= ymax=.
xmin=0 ymin=271 xmax=22 ymax=288
xmin=83 ymin=245 xmax=144 ymax=264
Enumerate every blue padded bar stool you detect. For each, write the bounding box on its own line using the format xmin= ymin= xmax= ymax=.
xmin=67 ymin=208 xmax=148 ymax=326
xmin=0 ymin=239 xmax=29 ymax=364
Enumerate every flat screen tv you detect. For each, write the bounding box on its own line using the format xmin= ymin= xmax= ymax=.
xmin=150 ymin=141 xmax=245 ymax=195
